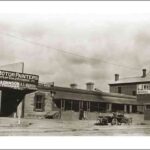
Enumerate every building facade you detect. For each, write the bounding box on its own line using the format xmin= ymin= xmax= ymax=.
xmin=109 ymin=69 xmax=150 ymax=113
xmin=22 ymin=82 xmax=137 ymax=120
xmin=0 ymin=70 xmax=39 ymax=117
xmin=0 ymin=69 xmax=139 ymax=120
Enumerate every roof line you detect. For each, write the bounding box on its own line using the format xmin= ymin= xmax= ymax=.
xmin=38 ymin=85 xmax=135 ymax=99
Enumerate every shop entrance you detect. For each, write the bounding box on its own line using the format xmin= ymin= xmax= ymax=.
xmin=0 ymin=69 xmax=39 ymax=117
xmin=0 ymin=88 xmax=35 ymax=117
xmin=0 ymin=88 xmax=25 ymax=117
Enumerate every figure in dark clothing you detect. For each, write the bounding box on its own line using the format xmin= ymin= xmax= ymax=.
xmin=79 ymin=109 xmax=84 ymax=120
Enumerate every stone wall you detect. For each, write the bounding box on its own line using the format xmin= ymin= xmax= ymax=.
xmin=137 ymin=94 xmax=150 ymax=104
xmin=144 ymin=110 xmax=150 ymax=120
xmin=24 ymin=91 xmax=53 ymax=118
xmin=61 ymin=111 xmax=99 ymax=120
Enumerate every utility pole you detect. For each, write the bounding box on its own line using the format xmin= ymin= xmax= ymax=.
xmin=17 ymin=62 xmax=24 ymax=125
xmin=22 ymin=62 xmax=24 ymax=74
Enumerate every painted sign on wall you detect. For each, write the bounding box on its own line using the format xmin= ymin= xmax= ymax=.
xmin=0 ymin=80 xmax=20 ymax=89
xmin=0 ymin=70 xmax=39 ymax=85
xmin=19 ymin=82 xmax=37 ymax=90
xmin=0 ymin=70 xmax=39 ymax=90
xmin=137 ymin=84 xmax=150 ymax=94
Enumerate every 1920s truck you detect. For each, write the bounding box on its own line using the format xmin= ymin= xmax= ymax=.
xmin=95 ymin=112 xmax=132 ymax=126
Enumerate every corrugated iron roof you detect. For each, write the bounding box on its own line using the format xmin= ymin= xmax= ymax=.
xmin=48 ymin=86 xmax=134 ymax=98
xmin=101 ymin=95 xmax=137 ymax=105
xmin=54 ymin=90 xmax=101 ymax=102
xmin=48 ymin=86 xmax=137 ymax=105
xmin=38 ymin=85 xmax=137 ymax=104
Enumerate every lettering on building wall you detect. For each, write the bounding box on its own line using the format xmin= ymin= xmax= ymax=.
xmin=0 ymin=80 xmax=37 ymax=90
xmin=0 ymin=70 xmax=39 ymax=90
xmin=20 ymin=82 xmax=37 ymax=90
xmin=0 ymin=80 xmax=20 ymax=89
xmin=137 ymin=84 xmax=150 ymax=94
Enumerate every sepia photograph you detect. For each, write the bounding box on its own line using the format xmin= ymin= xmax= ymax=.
xmin=0 ymin=2 xmax=150 ymax=143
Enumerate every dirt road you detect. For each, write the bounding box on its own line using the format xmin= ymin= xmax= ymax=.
xmin=0 ymin=114 xmax=149 ymax=136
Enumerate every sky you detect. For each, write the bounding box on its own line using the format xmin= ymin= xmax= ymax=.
xmin=0 ymin=2 xmax=150 ymax=91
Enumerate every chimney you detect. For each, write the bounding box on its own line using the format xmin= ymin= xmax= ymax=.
xmin=70 ymin=83 xmax=77 ymax=89
xmin=115 ymin=74 xmax=119 ymax=81
xmin=142 ymin=69 xmax=146 ymax=77
xmin=86 ymin=82 xmax=94 ymax=91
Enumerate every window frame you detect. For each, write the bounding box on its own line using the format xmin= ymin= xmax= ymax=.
xmin=118 ymin=86 xmax=122 ymax=94
xmin=146 ymin=105 xmax=150 ymax=110
xmin=132 ymin=90 xmax=136 ymax=96
xmin=34 ymin=92 xmax=45 ymax=112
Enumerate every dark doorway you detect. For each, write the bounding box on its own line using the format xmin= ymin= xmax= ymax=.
xmin=0 ymin=88 xmax=24 ymax=117
xmin=112 ymin=104 xmax=124 ymax=112
xmin=127 ymin=105 xmax=130 ymax=113
xmin=132 ymin=105 xmax=137 ymax=113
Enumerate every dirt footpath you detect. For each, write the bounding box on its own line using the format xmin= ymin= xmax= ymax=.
xmin=0 ymin=114 xmax=149 ymax=136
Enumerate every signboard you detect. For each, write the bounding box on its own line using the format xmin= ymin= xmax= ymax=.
xmin=137 ymin=84 xmax=150 ymax=94
xmin=0 ymin=80 xmax=20 ymax=89
xmin=38 ymin=82 xmax=54 ymax=88
xmin=20 ymin=82 xmax=37 ymax=90
xmin=0 ymin=70 xmax=39 ymax=85
xmin=0 ymin=70 xmax=39 ymax=90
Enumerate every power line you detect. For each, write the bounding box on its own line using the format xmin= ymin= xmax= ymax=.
xmin=0 ymin=31 xmax=142 ymax=71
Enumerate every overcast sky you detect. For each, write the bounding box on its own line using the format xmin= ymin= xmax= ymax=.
xmin=0 ymin=2 xmax=150 ymax=91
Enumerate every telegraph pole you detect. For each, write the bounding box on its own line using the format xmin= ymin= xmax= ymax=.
xmin=17 ymin=62 xmax=24 ymax=125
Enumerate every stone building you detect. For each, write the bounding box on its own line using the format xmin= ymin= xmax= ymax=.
xmin=0 ymin=69 xmax=139 ymax=120
xmin=23 ymin=82 xmax=137 ymax=120
xmin=109 ymin=69 xmax=150 ymax=113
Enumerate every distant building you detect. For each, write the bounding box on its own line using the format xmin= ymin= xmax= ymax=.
xmin=109 ymin=69 xmax=150 ymax=113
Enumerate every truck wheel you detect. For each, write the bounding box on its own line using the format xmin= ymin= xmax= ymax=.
xmin=111 ymin=118 xmax=117 ymax=125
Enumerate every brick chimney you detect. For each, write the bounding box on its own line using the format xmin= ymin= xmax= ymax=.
xmin=70 ymin=83 xmax=77 ymax=89
xmin=142 ymin=69 xmax=146 ymax=77
xmin=86 ymin=82 xmax=94 ymax=91
xmin=115 ymin=74 xmax=119 ymax=81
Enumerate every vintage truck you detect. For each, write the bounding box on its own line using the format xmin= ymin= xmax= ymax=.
xmin=95 ymin=112 xmax=132 ymax=126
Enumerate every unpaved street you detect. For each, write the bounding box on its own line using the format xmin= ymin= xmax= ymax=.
xmin=0 ymin=124 xmax=150 ymax=136
xmin=0 ymin=114 xmax=149 ymax=136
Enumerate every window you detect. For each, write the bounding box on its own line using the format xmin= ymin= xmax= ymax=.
xmin=132 ymin=91 xmax=136 ymax=96
xmin=34 ymin=93 xmax=45 ymax=112
xmin=146 ymin=105 xmax=150 ymax=110
xmin=144 ymin=85 xmax=147 ymax=90
xmin=118 ymin=87 xmax=122 ymax=94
